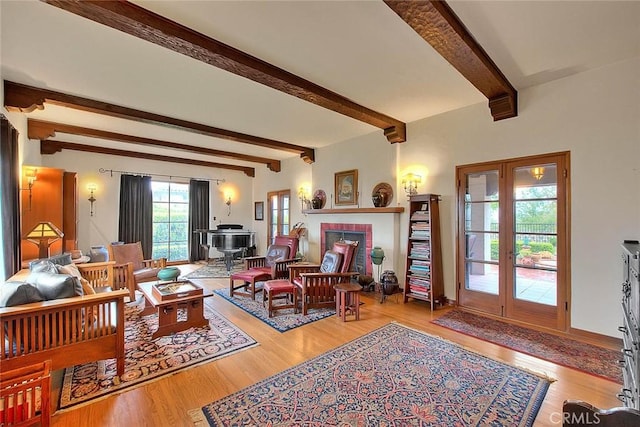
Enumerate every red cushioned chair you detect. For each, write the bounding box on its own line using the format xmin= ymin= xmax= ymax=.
xmin=229 ymin=236 xmax=300 ymax=300
xmin=289 ymin=241 xmax=359 ymax=315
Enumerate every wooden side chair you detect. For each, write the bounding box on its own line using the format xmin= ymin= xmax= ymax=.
xmin=562 ymin=400 xmax=640 ymax=426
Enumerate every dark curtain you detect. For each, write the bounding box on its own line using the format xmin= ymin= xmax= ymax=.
xmin=188 ymin=179 xmax=210 ymax=262
xmin=0 ymin=115 xmax=21 ymax=279
xmin=118 ymin=174 xmax=153 ymax=259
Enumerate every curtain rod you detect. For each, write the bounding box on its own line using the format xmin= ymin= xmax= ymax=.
xmin=98 ymin=168 xmax=225 ymax=184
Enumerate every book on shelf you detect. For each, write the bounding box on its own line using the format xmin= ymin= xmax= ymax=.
xmin=411 ymin=211 xmax=430 ymax=221
xmin=409 ymin=287 xmax=431 ymax=297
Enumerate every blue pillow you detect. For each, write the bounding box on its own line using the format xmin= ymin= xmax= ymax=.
xmin=0 ymin=281 xmax=45 ymax=307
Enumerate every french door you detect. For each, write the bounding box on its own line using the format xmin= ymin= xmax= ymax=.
xmin=267 ymin=189 xmax=291 ymax=245
xmin=456 ymin=152 xmax=570 ymax=331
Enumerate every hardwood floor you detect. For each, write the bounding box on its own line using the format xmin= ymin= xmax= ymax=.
xmin=51 ymin=264 xmax=622 ymax=426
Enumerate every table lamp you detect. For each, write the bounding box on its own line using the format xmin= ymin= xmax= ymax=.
xmin=24 ymin=221 xmax=64 ymax=259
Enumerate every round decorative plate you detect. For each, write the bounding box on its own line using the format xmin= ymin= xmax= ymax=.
xmin=372 ymin=182 xmax=393 ymax=207
xmin=312 ymin=189 xmax=327 ymax=209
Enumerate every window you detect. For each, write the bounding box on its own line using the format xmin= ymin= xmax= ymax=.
xmin=151 ymin=182 xmax=189 ymax=262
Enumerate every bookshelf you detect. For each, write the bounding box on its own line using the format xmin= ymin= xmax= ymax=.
xmin=403 ymin=194 xmax=444 ymax=310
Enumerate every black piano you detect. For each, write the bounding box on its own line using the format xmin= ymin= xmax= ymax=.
xmin=194 ymin=224 xmax=256 ymax=272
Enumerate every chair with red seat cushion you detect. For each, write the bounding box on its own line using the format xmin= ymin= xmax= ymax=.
xmin=230 ymin=236 xmax=300 ymax=300
xmin=289 ymin=241 xmax=359 ymax=315
xmin=243 ymin=236 xmax=300 ymax=280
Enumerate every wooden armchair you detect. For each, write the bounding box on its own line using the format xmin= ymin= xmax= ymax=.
xmin=108 ymin=242 xmax=166 ymax=285
xmin=244 ymin=236 xmax=301 ymax=280
xmin=289 ymin=241 xmax=359 ymax=314
xmin=76 ymin=261 xmax=136 ymax=301
xmin=230 ymin=236 xmax=300 ymax=299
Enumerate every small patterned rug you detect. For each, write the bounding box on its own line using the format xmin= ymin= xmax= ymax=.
xmin=214 ymin=288 xmax=336 ymax=332
xmin=59 ymin=301 xmax=258 ymax=410
xmin=195 ymin=323 xmax=550 ymax=426
xmin=183 ymin=258 xmax=244 ymax=278
xmin=432 ymin=309 xmax=622 ymax=383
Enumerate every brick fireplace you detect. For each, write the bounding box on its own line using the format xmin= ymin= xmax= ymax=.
xmin=321 ymin=223 xmax=373 ymax=275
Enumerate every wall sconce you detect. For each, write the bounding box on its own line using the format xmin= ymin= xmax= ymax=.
xmin=22 ymin=168 xmax=37 ymax=211
xmin=531 ymin=167 xmax=545 ymax=181
xmin=225 ymin=195 xmax=232 ymax=216
xmin=87 ymin=183 xmax=97 ymax=216
xmin=24 ymin=221 xmax=64 ymax=259
xmin=402 ymin=173 xmax=422 ymax=197
xmin=298 ymin=186 xmax=310 ymax=210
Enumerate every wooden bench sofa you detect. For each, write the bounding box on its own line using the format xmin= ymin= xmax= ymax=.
xmin=0 ymin=289 xmax=127 ymax=376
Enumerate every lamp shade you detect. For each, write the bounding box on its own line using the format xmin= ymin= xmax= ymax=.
xmin=24 ymin=221 xmax=64 ymax=259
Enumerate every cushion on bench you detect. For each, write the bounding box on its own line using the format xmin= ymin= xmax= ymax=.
xmin=0 ymin=282 xmax=45 ymax=307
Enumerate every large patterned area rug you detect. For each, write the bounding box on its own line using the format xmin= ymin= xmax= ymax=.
xmin=214 ymin=288 xmax=335 ymax=332
xmin=195 ymin=323 xmax=550 ymax=426
xmin=432 ymin=309 xmax=622 ymax=383
xmin=59 ymin=301 xmax=258 ymax=410
xmin=183 ymin=258 xmax=244 ymax=278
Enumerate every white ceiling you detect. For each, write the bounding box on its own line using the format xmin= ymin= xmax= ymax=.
xmin=2 ymin=0 xmax=639 ymax=169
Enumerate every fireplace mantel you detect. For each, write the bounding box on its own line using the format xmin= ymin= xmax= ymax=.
xmin=303 ymin=207 xmax=404 ymax=214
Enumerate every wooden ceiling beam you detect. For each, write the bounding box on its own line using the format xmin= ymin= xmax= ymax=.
xmin=28 ymin=118 xmax=280 ymax=172
xmin=40 ymin=140 xmax=256 ymax=177
xmin=384 ymin=0 xmax=517 ymax=121
xmin=42 ymin=0 xmax=406 ymax=143
xmin=5 ymin=80 xmax=308 ymax=165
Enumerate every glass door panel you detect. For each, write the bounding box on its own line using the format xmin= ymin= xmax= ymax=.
xmin=458 ymin=168 xmax=503 ymax=315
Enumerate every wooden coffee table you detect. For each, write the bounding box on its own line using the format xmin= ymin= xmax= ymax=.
xmin=137 ymin=280 xmax=211 ymax=339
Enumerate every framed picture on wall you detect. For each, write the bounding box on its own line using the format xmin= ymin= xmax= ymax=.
xmin=254 ymin=201 xmax=264 ymax=221
xmin=335 ymin=169 xmax=358 ymax=205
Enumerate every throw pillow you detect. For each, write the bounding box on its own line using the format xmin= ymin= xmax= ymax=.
xmin=0 ymin=281 xmax=45 ymax=307
xmin=57 ymin=263 xmax=82 ymax=279
xmin=29 ymin=260 xmax=59 ymax=274
xmin=28 ymin=272 xmax=83 ymax=300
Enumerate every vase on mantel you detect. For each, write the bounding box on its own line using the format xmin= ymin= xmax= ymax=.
xmin=89 ymin=245 xmax=109 ymax=263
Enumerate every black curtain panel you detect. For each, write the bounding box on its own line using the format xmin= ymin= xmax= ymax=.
xmin=188 ymin=179 xmax=210 ymax=262
xmin=118 ymin=174 xmax=153 ymax=259
xmin=0 ymin=115 xmax=21 ymax=279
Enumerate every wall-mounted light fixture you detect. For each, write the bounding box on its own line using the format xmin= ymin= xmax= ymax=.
xmin=225 ymin=194 xmax=232 ymax=216
xmin=24 ymin=221 xmax=64 ymax=259
xmin=298 ymin=186 xmax=310 ymax=210
xmin=22 ymin=168 xmax=38 ymax=211
xmin=402 ymin=173 xmax=422 ymax=197
xmin=87 ymin=183 xmax=97 ymax=216
xmin=531 ymin=167 xmax=545 ymax=181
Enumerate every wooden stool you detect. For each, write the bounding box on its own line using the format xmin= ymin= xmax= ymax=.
xmin=335 ymin=283 xmax=363 ymax=321
xmin=263 ymin=279 xmax=298 ymax=317
xmin=229 ymin=270 xmax=271 ymax=300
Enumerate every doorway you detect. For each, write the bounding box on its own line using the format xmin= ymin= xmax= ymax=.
xmin=456 ymin=152 xmax=570 ymax=331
